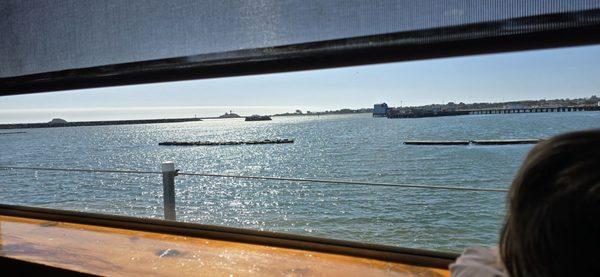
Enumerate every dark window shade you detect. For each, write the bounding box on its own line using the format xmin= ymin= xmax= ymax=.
xmin=1 ymin=0 xmax=600 ymax=94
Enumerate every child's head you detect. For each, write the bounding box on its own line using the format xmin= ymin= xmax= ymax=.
xmin=500 ymin=130 xmax=600 ymax=277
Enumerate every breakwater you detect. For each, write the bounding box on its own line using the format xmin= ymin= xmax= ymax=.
xmin=0 ymin=131 xmax=27 ymax=135
xmin=467 ymin=105 xmax=600 ymax=115
xmin=387 ymin=110 xmax=470 ymax=118
xmin=387 ymin=105 xmax=600 ymax=119
xmin=159 ymin=139 xmax=294 ymax=146
xmin=404 ymin=139 xmax=543 ymax=145
xmin=0 ymin=118 xmax=203 ymax=129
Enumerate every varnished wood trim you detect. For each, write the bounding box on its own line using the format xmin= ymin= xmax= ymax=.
xmin=0 ymin=204 xmax=457 ymax=269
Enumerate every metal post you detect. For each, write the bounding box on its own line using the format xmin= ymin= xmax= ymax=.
xmin=161 ymin=161 xmax=177 ymax=220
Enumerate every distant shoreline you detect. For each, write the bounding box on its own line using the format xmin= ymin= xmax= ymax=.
xmin=271 ymin=111 xmax=371 ymax=117
xmin=0 ymin=112 xmax=378 ymax=129
xmin=275 ymin=95 xmax=600 ymax=117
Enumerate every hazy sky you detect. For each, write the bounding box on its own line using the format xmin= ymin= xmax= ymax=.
xmin=1 ymin=44 xmax=599 ymax=122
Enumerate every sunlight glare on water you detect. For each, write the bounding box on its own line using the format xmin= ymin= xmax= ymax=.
xmin=1 ymin=112 xmax=599 ymax=252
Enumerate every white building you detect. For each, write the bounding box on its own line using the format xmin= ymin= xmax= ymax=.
xmin=373 ymin=103 xmax=389 ymax=117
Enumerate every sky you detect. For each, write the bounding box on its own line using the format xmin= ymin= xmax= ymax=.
xmin=1 ymin=44 xmax=599 ymax=123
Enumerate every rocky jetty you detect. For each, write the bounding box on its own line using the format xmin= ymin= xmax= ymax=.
xmin=245 ymin=115 xmax=272 ymax=121
xmin=0 ymin=118 xmax=202 ymax=129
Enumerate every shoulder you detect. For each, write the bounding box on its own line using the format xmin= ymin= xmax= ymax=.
xmin=449 ymin=247 xmax=507 ymax=277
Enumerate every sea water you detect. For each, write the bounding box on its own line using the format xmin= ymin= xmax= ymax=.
xmin=1 ymin=112 xmax=599 ymax=252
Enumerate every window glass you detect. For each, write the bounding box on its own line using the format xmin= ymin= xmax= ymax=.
xmin=1 ymin=45 xmax=599 ymax=252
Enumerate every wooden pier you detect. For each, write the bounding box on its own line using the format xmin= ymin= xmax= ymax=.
xmin=467 ymin=106 xmax=600 ymax=115
xmin=387 ymin=105 xmax=599 ymax=119
xmin=159 ymin=139 xmax=294 ymax=146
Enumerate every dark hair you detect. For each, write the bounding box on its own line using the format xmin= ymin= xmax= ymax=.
xmin=500 ymin=130 xmax=600 ymax=277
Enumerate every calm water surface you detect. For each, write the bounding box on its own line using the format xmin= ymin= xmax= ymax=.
xmin=1 ymin=112 xmax=599 ymax=252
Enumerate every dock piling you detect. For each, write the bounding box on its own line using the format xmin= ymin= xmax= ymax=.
xmin=161 ymin=161 xmax=177 ymax=221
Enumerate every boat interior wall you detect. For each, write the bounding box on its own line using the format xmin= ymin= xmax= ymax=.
xmin=1 ymin=1 xmax=600 ymax=275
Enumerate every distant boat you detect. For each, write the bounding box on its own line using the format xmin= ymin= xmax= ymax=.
xmin=245 ymin=115 xmax=272 ymax=121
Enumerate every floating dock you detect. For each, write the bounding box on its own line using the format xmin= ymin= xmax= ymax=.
xmin=159 ymin=139 xmax=294 ymax=146
xmin=404 ymin=140 xmax=469 ymax=145
xmin=0 ymin=131 xmax=27 ymax=135
xmin=471 ymin=139 xmax=542 ymax=145
xmin=404 ymin=139 xmax=543 ymax=145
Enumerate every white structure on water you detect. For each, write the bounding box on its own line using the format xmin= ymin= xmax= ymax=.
xmin=373 ymin=103 xmax=389 ymax=117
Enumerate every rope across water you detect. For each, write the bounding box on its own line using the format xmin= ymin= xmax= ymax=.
xmin=0 ymin=165 xmax=508 ymax=193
